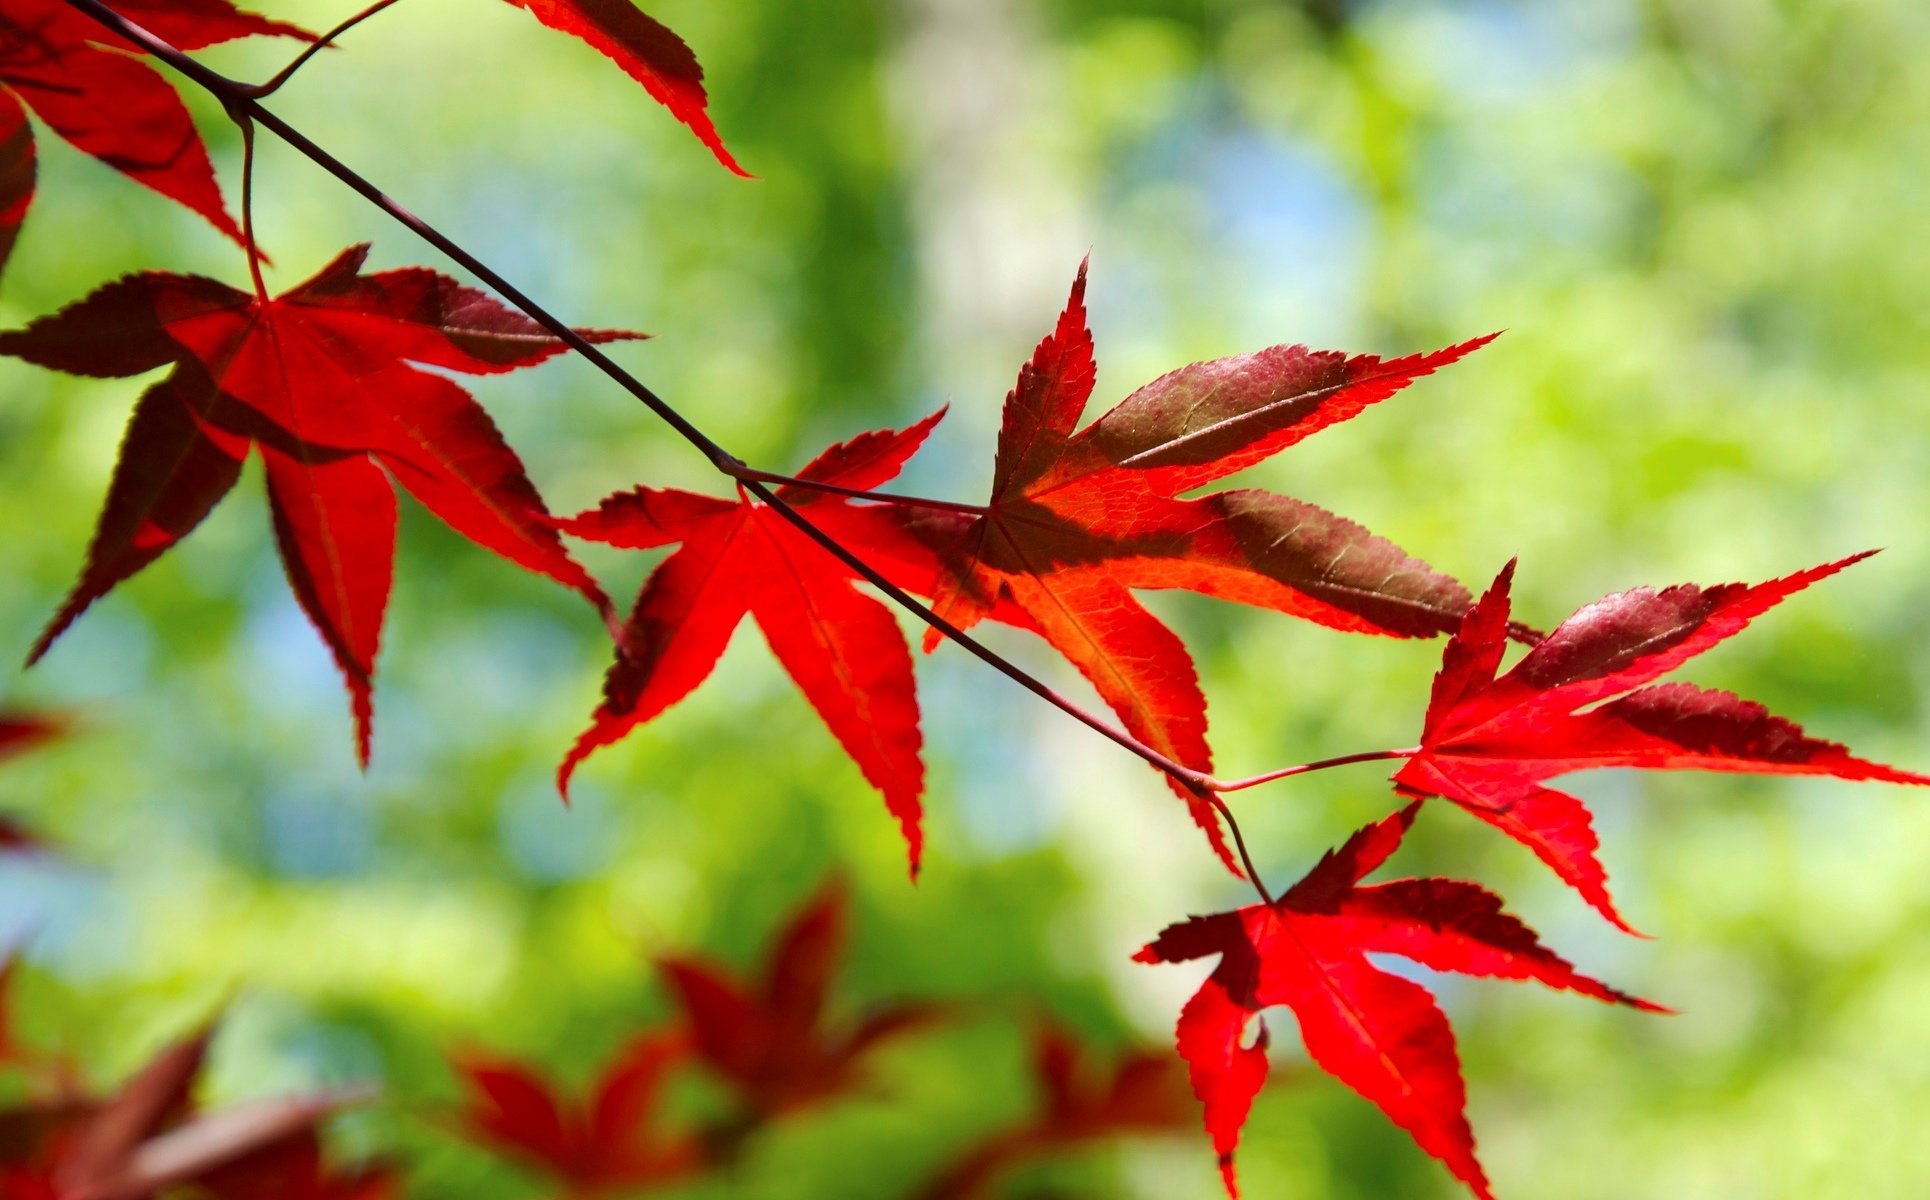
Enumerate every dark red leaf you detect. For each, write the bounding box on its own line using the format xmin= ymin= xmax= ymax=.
xmin=185 ymin=1128 xmax=396 ymax=1200
xmin=451 ymin=1031 xmax=702 ymax=1191
xmin=555 ymin=413 xmax=942 ymax=874
xmin=859 ymin=262 xmax=1491 ymax=872
xmin=501 ymin=0 xmax=746 ymax=176
xmin=1394 ymin=555 xmax=1930 ymax=931
xmin=0 ymin=248 xmax=641 ymax=763
xmin=1135 ymin=804 xmax=1658 ymax=1199
xmin=0 ymin=711 xmax=61 ymax=761
xmin=917 ymin=1019 xmax=1193 ymax=1200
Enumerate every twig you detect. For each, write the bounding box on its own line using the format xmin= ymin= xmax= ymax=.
xmin=721 ymin=463 xmax=992 ymax=516
xmin=1210 ymin=748 xmax=1418 ymax=794
xmin=240 ymin=0 xmax=406 ymax=99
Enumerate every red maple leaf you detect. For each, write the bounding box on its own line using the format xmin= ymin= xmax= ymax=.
xmin=0 ymin=0 xmax=308 ymax=282
xmin=656 ymin=878 xmax=939 ymax=1118
xmin=0 ymin=711 xmax=62 ymax=854
xmin=1392 ymin=555 xmax=1930 ymax=932
xmin=0 ymin=1015 xmax=369 ymax=1200
xmin=917 ymin=1019 xmax=1193 ymax=1200
xmin=1134 ymin=803 xmax=1659 ymax=1199
xmin=553 ymin=412 xmax=944 ymax=874
xmin=870 ymin=262 xmax=1491 ymax=871
xmin=0 ymin=246 xmax=640 ymax=762
xmin=450 ymin=1031 xmax=703 ymax=1194
xmin=500 ymin=0 xmax=746 ymax=176
xmin=0 ymin=711 xmax=60 ymax=761
xmin=186 ymin=1128 xmax=396 ymax=1200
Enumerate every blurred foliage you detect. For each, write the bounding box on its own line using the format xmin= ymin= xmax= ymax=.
xmin=3 ymin=0 xmax=1929 ymax=1195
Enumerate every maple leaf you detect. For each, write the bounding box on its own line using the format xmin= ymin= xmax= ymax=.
xmin=0 ymin=712 xmax=61 ymax=761
xmin=1135 ymin=803 xmax=1660 ymax=1199
xmin=0 ymin=1016 xmax=369 ymax=1200
xmin=917 ymin=1019 xmax=1193 ymax=1200
xmin=0 ymin=0 xmax=308 ymax=283
xmin=656 ymin=878 xmax=939 ymax=1119
xmin=553 ymin=411 xmax=944 ymax=874
xmin=0 ymin=711 xmax=62 ymax=855
xmin=499 ymin=0 xmax=746 ymax=176
xmin=865 ymin=262 xmax=1491 ymax=872
xmin=450 ymin=1031 xmax=703 ymax=1193
xmin=0 ymin=246 xmax=641 ymax=763
xmin=185 ymin=1128 xmax=397 ymax=1200
xmin=1392 ymin=555 xmax=1930 ymax=932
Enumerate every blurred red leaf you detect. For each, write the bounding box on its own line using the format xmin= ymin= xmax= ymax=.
xmin=451 ymin=1031 xmax=702 ymax=1194
xmin=0 ymin=1012 xmax=370 ymax=1200
xmin=918 ymin=1018 xmax=1193 ymax=1200
xmin=657 ymin=878 xmax=939 ymax=1118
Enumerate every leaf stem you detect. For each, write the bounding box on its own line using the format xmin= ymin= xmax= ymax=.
xmin=1209 ymin=747 xmax=1418 ymax=794
xmin=236 ymin=114 xmax=267 ymax=302
xmin=721 ymin=463 xmax=992 ymax=515
xmin=62 ymin=0 xmax=1225 ymax=798
xmin=1206 ymin=792 xmax=1273 ymax=906
xmin=240 ymin=0 xmax=406 ymax=99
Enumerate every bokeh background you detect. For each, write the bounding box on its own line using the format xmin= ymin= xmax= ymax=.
xmin=4 ymin=0 xmax=1930 ymax=1194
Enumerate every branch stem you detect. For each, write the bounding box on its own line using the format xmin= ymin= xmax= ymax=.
xmin=722 ymin=464 xmax=991 ymax=515
xmin=1209 ymin=747 xmax=1418 ymax=794
xmin=241 ymin=0 xmax=405 ymax=99
xmin=1206 ymin=793 xmax=1273 ymax=906
xmin=236 ymin=115 xmax=267 ymax=302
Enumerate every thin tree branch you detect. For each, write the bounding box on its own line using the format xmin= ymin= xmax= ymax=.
xmin=61 ymin=0 xmax=1230 ymax=798
xmin=1210 ymin=748 xmax=1418 ymax=794
xmin=1206 ymin=792 xmax=1273 ymax=906
xmin=721 ymin=463 xmax=991 ymax=515
xmin=235 ymin=114 xmax=267 ymax=302
xmin=240 ymin=0 xmax=406 ymax=99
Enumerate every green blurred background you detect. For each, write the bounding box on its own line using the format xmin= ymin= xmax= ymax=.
xmin=4 ymin=0 xmax=1930 ymax=1194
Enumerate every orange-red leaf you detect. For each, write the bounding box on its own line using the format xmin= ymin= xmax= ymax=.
xmin=0 ymin=248 xmax=638 ymax=763
xmin=867 ymin=262 xmax=1489 ymax=871
xmin=555 ymin=414 xmax=942 ymax=874
xmin=1135 ymin=805 xmax=1657 ymax=1198
xmin=1394 ymin=555 xmax=1930 ymax=931
xmin=502 ymin=0 xmax=746 ymax=176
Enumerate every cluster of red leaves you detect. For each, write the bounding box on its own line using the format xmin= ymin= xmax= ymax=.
xmin=6 ymin=5 xmax=1928 ymax=1199
xmin=447 ymin=881 xmax=1164 ymax=1197
xmin=558 ymin=262 xmax=1496 ymax=875
xmin=0 ymin=964 xmax=391 ymax=1199
xmin=1137 ymin=554 xmax=1927 ymax=1196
